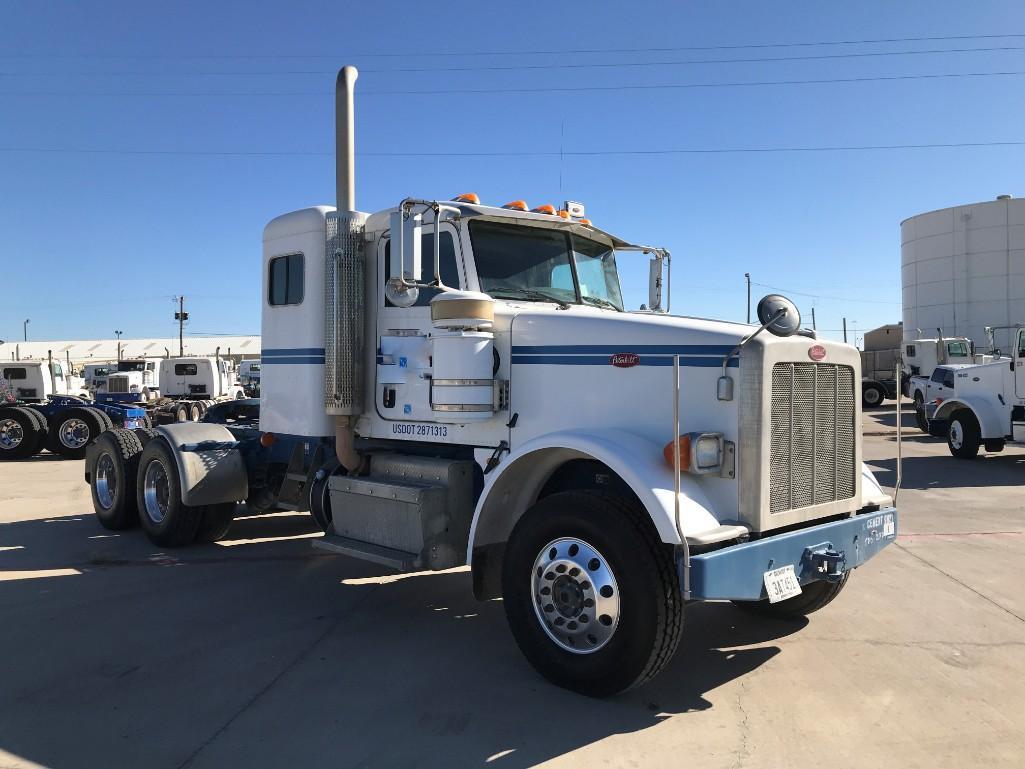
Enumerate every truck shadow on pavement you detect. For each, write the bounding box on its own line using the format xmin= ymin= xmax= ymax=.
xmin=869 ymin=452 xmax=1025 ymax=489
xmin=0 ymin=509 xmax=805 ymax=769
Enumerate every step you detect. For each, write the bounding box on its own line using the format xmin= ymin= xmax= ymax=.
xmin=312 ymin=533 xmax=419 ymax=571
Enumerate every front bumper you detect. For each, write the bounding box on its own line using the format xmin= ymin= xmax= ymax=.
xmin=686 ymin=508 xmax=898 ymax=601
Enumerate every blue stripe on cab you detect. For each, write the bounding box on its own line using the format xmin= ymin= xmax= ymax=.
xmin=511 ymin=355 xmax=737 ymax=368
xmin=263 ymin=347 xmax=326 ymax=357
xmin=511 ymin=344 xmax=735 ymax=356
xmin=261 ymin=356 xmax=325 ymax=365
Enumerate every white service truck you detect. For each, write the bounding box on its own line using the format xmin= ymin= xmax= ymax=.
xmin=1 ymin=360 xmax=89 ymax=401
xmin=83 ymin=66 xmax=898 ymax=696
xmin=83 ymin=363 xmax=114 ymax=391
xmin=239 ymin=359 xmax=261 ymax=396
xmin=100 ymin=358 xmax=162 ymax=400
xmin=927 ymin=325 xmax=1025 ymax=457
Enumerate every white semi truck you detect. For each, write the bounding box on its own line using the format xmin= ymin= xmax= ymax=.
xmin=98 ymin=354 xmax=247 ymax=423
xmin=84 ymin=66 xmax=898 ymax=696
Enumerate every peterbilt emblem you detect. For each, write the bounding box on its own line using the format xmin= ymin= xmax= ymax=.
xmin=610 ymin=353 xmax=640 ymax=368
xmin=808 ymin=345 xmax=827 ymax=361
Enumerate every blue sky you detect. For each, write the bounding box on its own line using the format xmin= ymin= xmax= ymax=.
xmin=1 ymin=0 xmax=1023 ymax=348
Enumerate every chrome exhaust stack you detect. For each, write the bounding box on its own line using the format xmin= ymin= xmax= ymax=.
xmin=325 ymin=65 xmax=367 ymax=472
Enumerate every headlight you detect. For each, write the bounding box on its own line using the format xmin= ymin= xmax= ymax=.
xmin=130 ymin=384 xmax=140 ymax=392
xmin=663 ymin=432 xmax=725 ymax=475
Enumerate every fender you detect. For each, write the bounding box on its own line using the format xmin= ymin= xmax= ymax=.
xmin=861 ymin=463 xmax=892 ymax=508
xmin=154 ymin=423 xmax=248 ymax=506
xmin=932 ymin=396 xmax=1006 ymax=439
xmin=467 ymin=428 xmax=725 ymax=565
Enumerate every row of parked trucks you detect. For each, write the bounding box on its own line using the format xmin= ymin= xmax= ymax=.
xmin=76 ymin=66 xmax=899 ymax=697
xmin=0 ymin=354 xmax=253 ymax=460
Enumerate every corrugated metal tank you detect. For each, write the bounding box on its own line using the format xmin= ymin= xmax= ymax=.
xmin=902 ymin=196 xmax=1025 ymax=347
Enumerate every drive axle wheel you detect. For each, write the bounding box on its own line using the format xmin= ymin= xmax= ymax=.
xmin=502 ymin=491 xmax=683 ymax=697
xmin=90 ymin=428 xmax=143 ymax=530
xmin=136 ymin=439 xmax=203 ymax=546
xmin=48 ymin=407 xmax=104 ymax=459
xmin=0 ymin=408 xmax=39 ymax=460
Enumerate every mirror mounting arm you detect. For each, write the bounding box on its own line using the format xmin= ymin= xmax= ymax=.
xmin=717 ymin=307 xmax=787 ymax=401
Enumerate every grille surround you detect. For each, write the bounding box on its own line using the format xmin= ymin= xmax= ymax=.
xmin=769 ymin=363 xmax=856 ymax=514
xmin=107 ymin=375 xmax=130 ymax=393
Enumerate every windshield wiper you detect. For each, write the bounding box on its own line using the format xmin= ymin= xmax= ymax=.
xmin=580 ymin=295 xmax=622 ymax=312
xmin=487 ymin=286 xmax=571 ymax=309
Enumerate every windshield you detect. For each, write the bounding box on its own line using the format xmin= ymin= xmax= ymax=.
xmin=117 ymin=361 xmax=146 ymax=372
xmin=250 ymin=364 xmax=261 ymax=372
xmin=469 ymin=220 xmax=625 ymax=311
xmin=946 ymin=342 xmax=969 ymax=358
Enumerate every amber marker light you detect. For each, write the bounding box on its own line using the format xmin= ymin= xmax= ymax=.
xmin=452 ymin=193 xmax=480 ymax=204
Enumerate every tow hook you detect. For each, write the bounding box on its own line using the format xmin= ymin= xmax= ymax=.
xmin=804 ymin=544 xmax=846 ymax=582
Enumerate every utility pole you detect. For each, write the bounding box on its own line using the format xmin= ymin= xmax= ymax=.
xmin=744 ymin=273 xmax=751 ymax=323
xmin=23 ymin=319 xmax=29 ymax=342
xmin=115 ymin=329 xmax=123 ymax=361
xmin=842 ymin=317 xmax=848 ymax=343
xmin=174 ymin=297 xmax=189 ymax=357
xmin=811 ymin=306 xmax=817 ymax=332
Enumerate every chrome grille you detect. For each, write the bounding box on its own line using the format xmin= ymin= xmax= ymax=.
xmin=107 ymin=375 xmax=130 ymax=393
xmin=770 ymin=363 xmax=855 ymax=513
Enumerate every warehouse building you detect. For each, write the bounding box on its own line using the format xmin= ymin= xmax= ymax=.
xmin=0 ymin=335 xmax=260 ymax=368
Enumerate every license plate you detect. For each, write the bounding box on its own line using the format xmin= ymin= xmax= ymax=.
xmin=763 ymin=565 xmax=802 ymax=603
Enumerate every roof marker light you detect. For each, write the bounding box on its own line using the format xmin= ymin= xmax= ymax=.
xmin=452 ymin=193 xmax=480 ymax=204
xmin=556 ymin=210 xmax=571 ymax=219
xmin=579 ymin=218 xmax=592 ymax=226
xmin=531 ymin=204 xmax=556 ymax=215
xmin=502 ymin=200 xmax=528 ymax=211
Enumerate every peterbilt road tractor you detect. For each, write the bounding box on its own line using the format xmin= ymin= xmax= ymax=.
xmin=84 ymin=66 xmax=898 ymax=696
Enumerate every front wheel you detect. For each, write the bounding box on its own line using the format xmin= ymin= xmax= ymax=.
xmin=948 ymin=410 xmax=981 ymax=459
xmin=913 ymin=394 xmax=929 ymax=432
xmin=862 ymin=384 xmax=884 ymax=408
xmin=501 ymin=491 xmax=683 ymax=697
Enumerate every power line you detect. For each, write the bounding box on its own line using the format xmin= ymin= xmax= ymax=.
xmin=2 ymin=33 xmax=1025 ymax=59
xmin=4 ymin=68 xmax=1023 ymax=98
xmin=751 ymin=281 xmax=900 ymax=305
xmin=5 ymin=44 xmax=1025 ymax=77
xmin=1 ymin=140 xmax=1024 ymax=159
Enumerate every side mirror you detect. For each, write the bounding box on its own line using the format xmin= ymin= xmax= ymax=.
xmin=647 ymin=254 xmax=664 ymax=313
xmin=386 ymin=210 xmax=422 ymax=307
xmin=756 ymin=294 xmax=801 ymax=337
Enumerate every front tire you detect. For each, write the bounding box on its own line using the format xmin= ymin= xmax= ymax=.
xmin=948 ymin=409 xmax=981 ymax=459
xmin=135 ymin=439 xmax=203 ymax=546
xmin=913 ymin=394 xmax=929 ymax=432
xmin=732 ymin=573 xmax=850 ymax=619
xmin=501 ymin=491 xmax=683 ymax=697
xmin=862 ymin=384 xmax=884 ymax=408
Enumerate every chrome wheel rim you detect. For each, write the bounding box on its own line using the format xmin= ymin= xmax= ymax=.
xmin=59 ymin=418 xmax=90 ymax=449
xmin=531 ymin=537 xmax=620 ymax=654
xmin=95 ymin=453 xmax=117 ymax=509
xmin=950 ymin=421 xmax=964 ymax=449
xmin=143 ymin=459 xmax=170 ymax=524
xmin=0 ymin=418 xmax=24 ymax=450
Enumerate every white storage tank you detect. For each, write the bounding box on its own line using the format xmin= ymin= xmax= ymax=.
xmin=902 ymin=195 xmax=1025 ymax=349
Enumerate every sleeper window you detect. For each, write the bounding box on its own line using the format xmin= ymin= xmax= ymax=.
xmin=269 ymin=253 xmax=304 ymax=306
xmin=174 ymin=364 xmax=198 ymax=376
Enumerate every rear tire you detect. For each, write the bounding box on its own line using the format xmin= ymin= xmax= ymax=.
xmin=135 ymin=439 xmax=203 ymax=547
xmin=174 ymin=403 xmax=189 ymax=423
xmin=132 ymin=427 xmax=159 ymax=447
xmin=501 ymin=491 xmax=683 ymax=697
xmin=84 ymin=407 xmax=114 ymax=431
xmin=48 ymin=407 xmax=104 ymax=459
xmin=948 ymin=410 xmax=981 ymax=459
xmin=732 ymin=573 xmax=850 ymax=619
xmin=90 ymin=429 xmax=143 ymax=530
xmin=188 ymin=402 xmax=202 ymax=422
xmin=22 ymin=407 xmax=49 ymax=454
xmin=195 ymin=502 xmax=236 ymax=542
xmin=0 ymin=407 xmax=39 ymax=460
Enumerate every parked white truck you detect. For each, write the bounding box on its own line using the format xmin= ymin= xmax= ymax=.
xmin=84 ymin=66 xmax=898 ymax=696
xmin=239 ymin=359 xmax=261 ymax=396
xmin=1 ymin=360 xmax=89 ymax=401
xmin=97 ymin=355 xmax=247 ymax=423
xmin=926 ymin=325 xmax=1025 ymax=457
